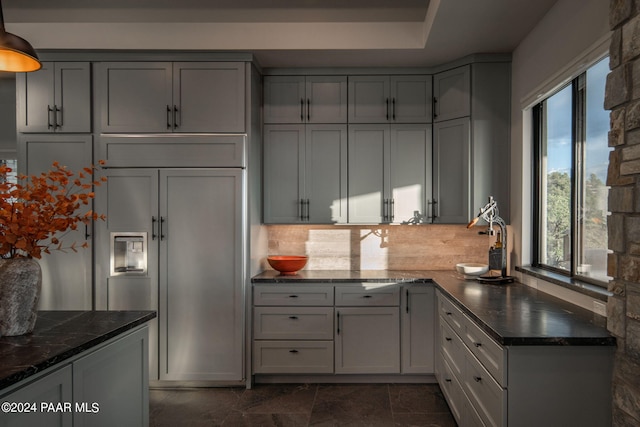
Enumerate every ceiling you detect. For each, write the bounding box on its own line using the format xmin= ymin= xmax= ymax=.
xmin=2 ymin=0 xmax=559 ymax=68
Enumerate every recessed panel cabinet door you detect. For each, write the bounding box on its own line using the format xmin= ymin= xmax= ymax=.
xmin=264 ymin=76 xmax=306 ymax=123
xmin=263 ymin=125 xmax=305 ymax=223
xmin=305 ymin=76 xmax=347 ymax=124
xmin=159 ymin=169 xmax=244 ymax=381
xmin=433 ymin=118 xmax=470 ymax=223
xmin=433 ymin=66 xmax=471 ymax=122
xmin=97 ymin=62 xmax=173 ymax=133
xmin=173 ymin=62 xmax=245 ymax=132
xmin=401 ymin=285 xmax=435 ymax=374
xmin=19 ymin=134 xmax=93 ymax=310
xmin=390 ymin=75 xmax=433 ymax=123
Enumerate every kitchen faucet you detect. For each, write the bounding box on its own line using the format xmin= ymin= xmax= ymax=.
xmin=467 ymin=196 xmax=510 ymax=281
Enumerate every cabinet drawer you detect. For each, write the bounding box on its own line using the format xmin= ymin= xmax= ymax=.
xmin=335 ymin=284 xmax=400 ymax=306
xmin=463 ymin=347 xmax=506 ymax=427
xmin=437 ymin=354 xmax=464 ymax=425
xmin=253 ymin=341 xmax=334 ymax=374
xmin=440 ymin=318 xmax=465 ymax=379
xmin=253 ymin=285 xmax=334 ymax=306
xmin=437 ymin=292 xmax=465 ymax=336
xmin=253 ymin=307 xmax=333 ymax=340
xmin=461 ymin=313 xmax=506 ymax=386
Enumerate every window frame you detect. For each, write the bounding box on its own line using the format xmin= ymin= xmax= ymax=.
xmin=532 ymin=61 xmax=609 ymax=287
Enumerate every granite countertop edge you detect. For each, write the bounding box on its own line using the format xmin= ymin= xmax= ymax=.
xmin=0 ymin=310 xmax=156 ymax=391
xmin=252 ymin=270 xmax=616 ymax=347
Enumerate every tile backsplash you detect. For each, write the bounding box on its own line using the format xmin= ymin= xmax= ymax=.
xmin=265 ymin=224 xmax=496 ymax=271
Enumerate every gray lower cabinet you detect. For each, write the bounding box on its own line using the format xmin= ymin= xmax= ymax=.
xmin=252 ymin=283 xmax=433 ymax=377
xmin=16 ymin=62 xmax=91 ymax=133
xmin=0 ymin=326 xmax=148 ymax=427
xmin=435 ymin=291 xmax=613 ymax=427
xmin=95 ymin=62 xmax=245 ymax=133
xmin=348 ymin=124 xmax=432 ymax=223
xmin=95 ymin=168 xmax=245 ymax=382
xmin=263 ymin=124 xmax=347 ymax=224
xmin=17 ymin=134 xmax=94 ymax=310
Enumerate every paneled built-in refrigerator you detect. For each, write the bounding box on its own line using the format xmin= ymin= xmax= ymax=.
xmin=95 ymin=167 xmax=245 ymax=382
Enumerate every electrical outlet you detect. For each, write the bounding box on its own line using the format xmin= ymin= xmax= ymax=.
xmin=593 ymin=300 xmax=607 ymax=316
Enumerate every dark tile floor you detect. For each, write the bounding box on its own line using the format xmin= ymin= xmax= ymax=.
xmin=150 ymin=383 xmax=457 ymax=426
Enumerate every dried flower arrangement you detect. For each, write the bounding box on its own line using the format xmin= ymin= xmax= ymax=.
xmin=0 ymin=161 xmax=106 ymax=259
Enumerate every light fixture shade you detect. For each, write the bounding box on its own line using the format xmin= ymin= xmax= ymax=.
xmin=0 ymin=31 xmax=41 ymax=72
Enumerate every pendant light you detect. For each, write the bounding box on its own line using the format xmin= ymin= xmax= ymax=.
xmin=0 ymin=0 xmax=41 ymax=72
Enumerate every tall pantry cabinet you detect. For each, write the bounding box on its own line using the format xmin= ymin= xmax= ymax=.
xmin=16 ymin=62 xmax=93 ymax=310
xmin=91 ymin=59 xmax=255 ymax=383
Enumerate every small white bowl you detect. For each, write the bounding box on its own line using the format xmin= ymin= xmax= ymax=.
xmin=455 ymin=263 xmax=489 ymax=276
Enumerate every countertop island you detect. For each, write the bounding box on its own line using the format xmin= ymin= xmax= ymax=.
xmin=0 ymin=310 xmax=155 ymax=427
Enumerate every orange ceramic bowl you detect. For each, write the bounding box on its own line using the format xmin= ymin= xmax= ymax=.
xmin=267 ymin=255 xmax=308 ymax=275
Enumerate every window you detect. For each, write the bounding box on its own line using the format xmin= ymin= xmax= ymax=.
xmin=533 ymin=57 xmax=610 ymax=285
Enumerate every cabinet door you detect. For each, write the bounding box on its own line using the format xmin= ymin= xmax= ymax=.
xmin=93 ymin=168 xmax=159 ymax=379
xmin=18 ymin=134 xmax=93 ymax=310
xmin=0 ymin=365 xmax=73 ymax=427
xmin=433 ymin=118 xmax=470 ymax=223
xmin=306 ymin=76 xmax=347 ymax=123
xmin=305 ymin=125 xmax=348 ymax=223
xmin=173 ymin=62 xmax=245 ymax=133
xmin=159 ymin=169 xmax=244 ymax=381
xmin=97 ymin=62 xmax=172 ymax=133
xmin=54 ymin=62 xmax=91 ymax=133
xmin=264 ymin=76 xmax=306 ymax=123
xmin=16 ymin=62 xmax=54 ymax=133
xmin=433 ymin=66 xmax=471 ymax=122
xmin=348 ymin=124 xmax=389 ymax=223
xmin=401 ymin=285 xmax=435 ymax=374
xmin=389 ymin=124 xmax=432 ymax=223
xmin=348 ymin=76 xmax=390 ymax=123
xmin=335 ymin=307 xmax=400 ymax=373
xmin=390 ymin=75 xmax=432 ymax=123
xmin=73 ymin=327 xmax=149 ymax=427
xmin=263 ymin=125 xmax=305 ymax=223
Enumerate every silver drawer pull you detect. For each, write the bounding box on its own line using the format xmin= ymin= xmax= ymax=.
xmin=288 ymin=316 xmax=298 ymax=320
xmin=289 ymin=349 xmax=299 ymax=354
xmin=473 ymin=376 xmax=482 ymax=382
xmin=474 ymin=342 xmax=482 ymax=347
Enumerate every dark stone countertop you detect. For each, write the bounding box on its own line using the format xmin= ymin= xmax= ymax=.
xmin=0 ymin=310 xmax=156 ymax=391
xmin=252 ymin=269 xmax=615 ymax=347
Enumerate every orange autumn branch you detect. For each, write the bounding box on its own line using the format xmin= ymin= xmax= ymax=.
xmin=0 ymin=161 xmax=107 ymax=259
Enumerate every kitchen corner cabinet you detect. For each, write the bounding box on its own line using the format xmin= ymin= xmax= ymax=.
xmin=264 ymin=76 xmax=347 ymax=124
xmin=432 ymin=62 xmax=510 ymax=223
xmin=401 ymin=285 xmax=435 ymax=374
xmin=95 ymin=169 xmax=244 ymax=381
xmin=433 ymin=65 xmax=471 ymax=123
xmin=17 ymin=134 xmax=93 ymax=310
xmin=263 ymin=124 xmax=347 ymax=224
xmin=348 ymin=124 xmax=432 ymax=224
xmin=95 ymin=62 xmax=245 ymax=133
xmin=348 ymin=75 xmax=432 ymax=123
xmin=16 ymin=62 xmax=91 ymax=133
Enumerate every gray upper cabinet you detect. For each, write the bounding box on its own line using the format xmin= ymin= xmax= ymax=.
xmin=96 ymin=62 xmax=245 ymax=133
xmin=264 ymin=75 xmax=347 ymax=124
xmin=17 ymin=62 xmax=91 ymax=133
xmin=263 ymin=124 xmax=348 ymax=224
xmin=348 ymin=124 xmax=431 ymax=224
xmin=348 ymin=75 xmax=432 ymax=124
xmin=433 ymin=65 xmax=471 ymax=123
xmin=432 ymin=62 xmax=510 ymax=223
